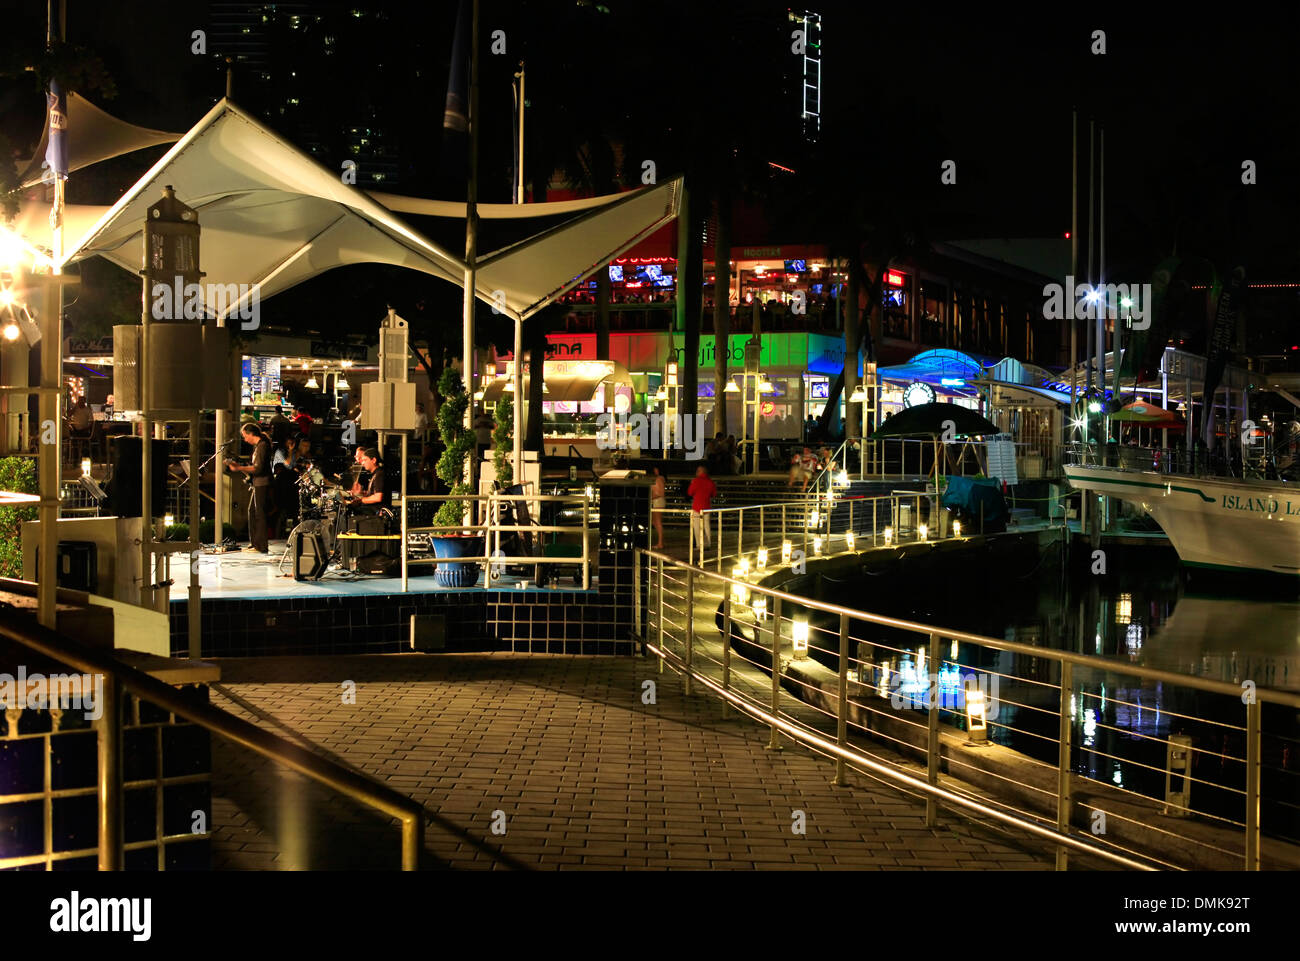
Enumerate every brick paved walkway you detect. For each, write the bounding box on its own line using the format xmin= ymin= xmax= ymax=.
xmin=206 ymin=653 xmax=1091 ymax=870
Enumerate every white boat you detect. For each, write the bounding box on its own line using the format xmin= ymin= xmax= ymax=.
xmin=1065 ymin=462 xmax=1300 ymax=577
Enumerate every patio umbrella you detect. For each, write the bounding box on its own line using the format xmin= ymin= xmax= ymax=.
xmin=1110 ymin=400 xmax=1184 ymax=430
xmin=870 ymin=402 xmax=1000 ymax=439
xmin=870 ymin=403 xmax=1001 ymax=533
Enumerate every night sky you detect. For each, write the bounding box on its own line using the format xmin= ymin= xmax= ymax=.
xmin=4 ymin=2 xmax=1300 ymax=340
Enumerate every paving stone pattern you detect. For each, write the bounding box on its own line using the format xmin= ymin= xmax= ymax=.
xmin=206 ymin=653 xmax=1087 ymax=870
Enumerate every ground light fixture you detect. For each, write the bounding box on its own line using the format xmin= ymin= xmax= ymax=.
xmin=164 ymin=514 xmax=174 ymax=528
xmin=81 ymin=458 xmax=91 ymax=477
xmin=807 ymin=509 xmax=820 ymax=528
xmin=883 ymin=526 xmax=894 ymax=545
xmin=781 ymin=540 xmax=792 ymax=564
xmin=953 ymin=520 xmax=962 ymax=538
xmin=584 ymin=484 xmax=594 ymax=500
xmin=836 ymin=469 xmax=849 ymax=486
xmin=792 ymin=619 xmax=809 ymax=658
xmin=918 ymin=523 xmax=928 ymax=541
xmin=732 ymin=579 xmax=749 ymax=606
xmin=812 ymin=535 xmax=822 ymax=556
xmin=756 ymin=547 xmax=768 ymax=571
xmin=964 ymin=678 xmax=989 ymax=744
xmin=845 ymin=530 xmax=855 ymax=552
xmin=736 ymin=556 xmax=750 ymax=578
xmin=752 ymin=596 xmax=767 ymax=622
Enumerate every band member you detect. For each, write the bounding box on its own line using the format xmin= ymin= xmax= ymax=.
xmin=348 ymin=447 xmax=388 ymax=514
xmin=226 ymin=423 xmax=273 ymax=553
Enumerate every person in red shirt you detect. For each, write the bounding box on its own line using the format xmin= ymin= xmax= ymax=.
xmin=292 ymin=406 xmax=314 ymax=437
xmin=686 ymin=465 xmax=717 ymax=562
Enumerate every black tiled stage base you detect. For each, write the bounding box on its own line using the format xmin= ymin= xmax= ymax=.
xmin=170 ymin=480 xmax=649 ymax=658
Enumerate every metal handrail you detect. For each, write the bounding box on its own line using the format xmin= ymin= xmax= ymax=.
xmin=639 ymin=548 xmax=1300 ymax=707
xmin=637 ymin=546 xmax=1300 ymax=870
xmin=0 ymin=617 xmax=425 ymax=871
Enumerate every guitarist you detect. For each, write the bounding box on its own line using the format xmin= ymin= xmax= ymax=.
xmin=226 ymin=423 xmax=273 ymax=553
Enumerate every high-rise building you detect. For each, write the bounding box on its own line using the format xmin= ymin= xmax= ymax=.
xmin=788 ymin=9 xmax=822 ymax=142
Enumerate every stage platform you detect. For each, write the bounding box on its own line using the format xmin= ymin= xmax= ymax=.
xmin=166 ymin=539 xmax=595 ymax=602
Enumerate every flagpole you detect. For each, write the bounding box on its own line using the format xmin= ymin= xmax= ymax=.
xmin=462 ymin=0 xmax=479 ymax=511
xmin=512 ymin=60 xmax=524 ymax=483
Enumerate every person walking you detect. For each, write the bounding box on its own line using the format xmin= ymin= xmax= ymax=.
xmin=687 ymin=464 xmax=717 ymax=564
xmin=650 ymin=466 xmax=667 ymax=550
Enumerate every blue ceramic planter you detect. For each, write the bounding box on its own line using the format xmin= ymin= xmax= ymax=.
xmin=431 ymin=535 xmax=483 ymax=588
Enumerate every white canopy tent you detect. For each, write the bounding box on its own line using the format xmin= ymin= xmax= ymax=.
xmin=45 ymin=98 xmax=681 ymax=324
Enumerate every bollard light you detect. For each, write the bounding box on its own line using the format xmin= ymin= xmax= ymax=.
xmin=164 ymin=513 xmax=175 ymax=528
xmin=953 ymin=520 xmax=961 ymax=538
xmin=80 ymin=458 xmax=92 ymax=478
xmin=732 ymin=580 xmax=749 ymax=605
xmin=918 ymin=523 xmax=928 ymax=541
xmin=812 ymin=535 xmax=822 ymax=556
xmin=756 ymin=547 xmax=768 ymax=571
xmin=781 ymin=540 xmax=793 ymax=564
xmin=585 ymin=484 xmax=594 ymax=500
xmin=737 ymin=556 xmax=750 ymax=579
xmin=836 ymin=469 xmax=849 ymax=487
xmin=883 ymin=526 xmax=894 ymax=545
xmin=807 ymin=509 xmax=821 ymax=528
xmin=964 ymin=679 xmax=988 ymax=744
xmin=792 ymin=619 xmax=809 ymax=658
xmin=752 ymin=596 xmax=767 ymax=622
xmin=845 ymin=530 xmax=856 ymax=552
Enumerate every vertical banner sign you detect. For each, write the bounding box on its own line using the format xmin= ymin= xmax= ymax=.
xmin=1202 ymin=266 xmax=1245 ymax=450
xmin=45 ymin=79 xmax=69 ymax=179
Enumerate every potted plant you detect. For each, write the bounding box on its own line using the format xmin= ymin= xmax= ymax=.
xmin=431 ymin=367 xmax=482 ymax=587
xmin=0 ymin=457 xmax=38 ymax=578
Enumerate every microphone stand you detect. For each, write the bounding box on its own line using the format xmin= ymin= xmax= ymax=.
xmin=203 ymin=439 xmax=238 ymax=552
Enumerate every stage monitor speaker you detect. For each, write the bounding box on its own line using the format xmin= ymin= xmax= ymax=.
xmin=293 ymin=529 xmax=328 ymax=581
xmin=107 ymin=436 xmax=169 ymax=518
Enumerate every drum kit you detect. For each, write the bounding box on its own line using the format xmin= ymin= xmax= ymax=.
xmin=294 ymin=463 xmax=352 ymax=555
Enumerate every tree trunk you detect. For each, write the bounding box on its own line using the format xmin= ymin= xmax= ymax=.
xmin=525 ymin=323 xmax=546 ymax=453
xmin=844 ymin=253 xmax=860 ymax=441
xmin=596 ymin=263 xmax=611 ymax=411
xmin=675 ymin=180 xmax=702 ymax=433
xmin=712 ymin=189 xmax=731 ymax=438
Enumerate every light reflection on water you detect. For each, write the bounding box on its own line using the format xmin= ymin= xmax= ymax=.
xmin=818 ymin=553 xmax=1300 ymax=841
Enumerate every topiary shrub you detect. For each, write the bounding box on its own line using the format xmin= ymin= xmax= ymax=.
xmin=434 ymin=367 xmax=474 ymax=529
xmin=0 ymin=457 xmax=38 ymax=577
xmin=492 ymin=395 xmax=513 ymax=488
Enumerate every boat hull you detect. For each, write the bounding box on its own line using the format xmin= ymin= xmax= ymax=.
xmin=1065 ymin=466 xmax=1300 ymax=577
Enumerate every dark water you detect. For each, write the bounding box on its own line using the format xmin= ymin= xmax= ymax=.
xmin=804 ymin=542 xmax=1300 ymax=844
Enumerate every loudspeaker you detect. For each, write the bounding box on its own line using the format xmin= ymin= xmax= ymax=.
xmin=293 ymin=529 xmax=328 ymax=581
xmin=107 ymin=436 xmax=169 ymax=518
xmin=34 ymin=541 xmax=98 ymax=592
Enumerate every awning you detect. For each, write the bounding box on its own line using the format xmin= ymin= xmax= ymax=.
xmin=482 ymin=360 xmax=631 ymax=403
xmin=48 ymin=98 xmax=682 ymax=324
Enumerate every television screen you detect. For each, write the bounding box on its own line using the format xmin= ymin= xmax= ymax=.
xmin=644 ymin=264 xmax=663 ymax=280
xmin=810 ymin=283 xmax=824 ymax=295
xmin=608 ymin=265 xmax=624 ymax=282
xmin=655 ymin=275 xmax=674 ymax=287
xmin=811 ymin=381 xmax=830 ymax=399
xmin=784 ymin=259 xmax=807 ymax=273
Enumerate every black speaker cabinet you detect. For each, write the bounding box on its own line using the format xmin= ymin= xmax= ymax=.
xmin=35 ymin=541 xmax=98 ymax=593
xmin=293 ymin=530 xmax=328 ymax=581
xmin=107 ymin=436 xmax=169 ymax=518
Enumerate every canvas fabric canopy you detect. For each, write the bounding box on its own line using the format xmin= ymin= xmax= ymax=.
xmin=42 ymin=98 xmax=680 ymax=323
xmin=18 ymin=91 xmax=182 ymax=188
xmin=481 ymin=360 xmax=632 ymax=404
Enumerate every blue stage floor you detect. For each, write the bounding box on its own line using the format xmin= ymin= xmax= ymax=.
xmin=166 ymin=539 xmax=596 ymax=601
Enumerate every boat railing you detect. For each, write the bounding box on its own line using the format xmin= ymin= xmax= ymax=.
xmin=1065 ymin=442 xmax=1250 ymax=480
